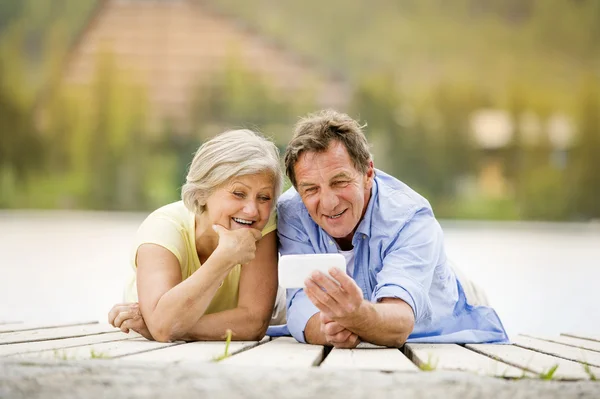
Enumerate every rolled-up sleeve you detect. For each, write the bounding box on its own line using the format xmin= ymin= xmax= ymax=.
xmin=285 ymin=288 xmax=319 ymax=343
xmin=277 ymin=199 xmax=320 ymax=343
xmin=371 ymin=207 xmax=445 ymax=324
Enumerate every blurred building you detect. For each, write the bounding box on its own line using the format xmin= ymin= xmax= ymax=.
xmin=52 ymin=0 xmax=348 ymax=133
xmin=470 ymin=109 xmax=575 ymax=198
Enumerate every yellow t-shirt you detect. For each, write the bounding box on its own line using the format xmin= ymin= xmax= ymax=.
xmin=124 ymin=200 xmax=277 ymax=315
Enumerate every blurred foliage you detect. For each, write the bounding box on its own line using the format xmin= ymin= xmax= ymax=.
xmin=0 ymin=0 xmax=599 ymax=220
xmin=215 ymin=0 xmax=599 ymax=98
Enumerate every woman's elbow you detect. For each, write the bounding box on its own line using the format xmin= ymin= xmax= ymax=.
xmin=148 ymin=320 xmax=185 ymax=343
xmin=235 ymin=310 xmax=270 ymax=341
xmin=241 ymin=320 xmax=269 ymax=341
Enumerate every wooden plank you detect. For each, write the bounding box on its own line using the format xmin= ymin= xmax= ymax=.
xmin=0 ymin=331 xmax=136 ymax=357
xmin=526 ymin=334 xmax=600 ymax=353
xmin=467 ymin=344 xmax=600 ymax=380
xmin=119 ymin=338 xmax=267 ymax=363
xmin=221 ymin=337 xmax=325 ymax=368
xmin=404 ymin=344 xmax=528 ymax=378
xmin=562 ymin=333 xmax=600 ymax=343
xmin=0 ymin=321 xmax=98 ymax=333
xmin=321 ymin=347 xmax=418 ymax=372
xmin=11 ymin=338 xmax=178 ymax=360
xmin=513 ymin=335 xmax=600 ymax=367
xmin=0 ymin=324 xmax=119 ymax=345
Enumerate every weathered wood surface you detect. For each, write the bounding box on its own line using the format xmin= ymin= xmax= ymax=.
xmin=1 ymin=323 xmax=599 ymax=383
xmin=563 ymin=333 xmax=600 ymax=343
xmin=0 ymin=331 xmax=135 ymax=357
xmin=119 ymin=337 xmax=268 ymax=363
xmin=513 ymin=335 xmax=600 ymax=367
xmin=467 ymin=343 xmax=600 ymax=380
xmin=321 ymin=347 xmax=418 ymax=372
xmin=0 ymin=321 xmax=98 ymax=333
xmin=526 ymin=334 xmax=600 ymax=353
xmin=405 ymin=343 xmax=529 ymax=378
xmin=2 ymin=359 xmax=599 ymax=399
xmin=220 ymin=337 xmax=325 ymax=368
xmin=11 ymin=338 xmax=178 ymax=360
xmin=0 ymin=323 xmax=119 ymax=345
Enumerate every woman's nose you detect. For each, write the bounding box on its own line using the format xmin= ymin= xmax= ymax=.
xmin=243 ymin=200 xmax=259 ymax=217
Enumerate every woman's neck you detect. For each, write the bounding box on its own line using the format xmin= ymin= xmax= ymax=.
xmin=194 ymin=214 xmax=219 ymax=264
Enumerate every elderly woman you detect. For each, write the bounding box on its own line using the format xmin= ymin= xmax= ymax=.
xmin=108 ymin=130 xmax=283 ymax=342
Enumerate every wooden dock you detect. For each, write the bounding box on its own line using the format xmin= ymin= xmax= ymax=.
xmin=1 ymin=321 xmax=598 ymax=398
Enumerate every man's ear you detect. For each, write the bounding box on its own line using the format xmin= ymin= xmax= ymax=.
xmin=365 ymin=161 xmax=375 ymax=188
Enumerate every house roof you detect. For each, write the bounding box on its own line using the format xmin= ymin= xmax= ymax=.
xmin=59 ymin=0 xmax=349 ymax=131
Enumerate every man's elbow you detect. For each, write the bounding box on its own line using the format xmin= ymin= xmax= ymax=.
xmin=393 ymin=313 xmax=415 ymax=347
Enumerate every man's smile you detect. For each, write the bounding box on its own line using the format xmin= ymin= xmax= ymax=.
xmin=325 ymin=209 xmax=346 ymax=219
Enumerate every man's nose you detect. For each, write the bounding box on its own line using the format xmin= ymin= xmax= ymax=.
xmin=320 ymin=188 xmax=339 ymax=211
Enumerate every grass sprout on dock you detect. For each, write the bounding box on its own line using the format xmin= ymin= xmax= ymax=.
xmin=539 ymin=364 xmax=559 ymax=380
xmin=90 ymin=349 xmax=109 ymax=359
xmin=53 ymin=349 xmax=72 ymax=361
xmin=583 ymin=363 xmax=597 ymax=381
xmin=419 ymin=353 xmax=439 ymax=371
xmin=213 ymin=329 xmax=233 ymax=361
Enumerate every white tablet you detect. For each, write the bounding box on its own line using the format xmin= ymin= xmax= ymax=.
xmin=278 ymin=253 xmax=346 ymax=289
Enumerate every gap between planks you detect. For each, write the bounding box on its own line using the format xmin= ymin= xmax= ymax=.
xmin=220 ymin=337 xmax=325 ymax=368
xmin=0 ymin=321 xmax=100 ymax=334
xmin=512 ymin=335 xmax=600 ymax=368
xmin=523 ymin=334 xmax=600 ymax=353
xmin=466 ymin=343 xmax=600 ymax=380
xmin=118 ymin=336 xmax=270 ymax=363
xmin=0 ymin=323 xmax=120 ymax=345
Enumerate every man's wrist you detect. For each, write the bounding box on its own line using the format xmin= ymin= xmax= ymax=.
xmin=336 ymin=299 xmax=373 ymax=333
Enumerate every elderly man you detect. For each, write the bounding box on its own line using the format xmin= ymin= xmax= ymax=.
xmin=269 ymin=109 xmax=508 ymax=348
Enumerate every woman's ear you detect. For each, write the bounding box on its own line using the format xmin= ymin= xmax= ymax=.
xmin=194 ymin=194 xmax=207 ymax=214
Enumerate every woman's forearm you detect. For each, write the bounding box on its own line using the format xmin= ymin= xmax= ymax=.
xmin=179 ymin=305 xmax=271 ymax=341
xmin=148 ymin=251 xmax=235 ymax=341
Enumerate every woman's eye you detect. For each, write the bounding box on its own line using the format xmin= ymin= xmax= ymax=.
xmin=258 ymin=196 xmax=272 ymax=202
xmin=233 ymin=192 xmax=245 ymax=198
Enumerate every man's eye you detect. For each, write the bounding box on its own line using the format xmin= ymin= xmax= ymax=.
xmin=333 ymin=181 xmax=349 ymax=187
xmin=304 ymin=187 xmax=317 ymax=194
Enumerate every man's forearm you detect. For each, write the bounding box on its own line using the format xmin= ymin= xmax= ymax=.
xmin=340 ymin=299 xmax=414 ymax=348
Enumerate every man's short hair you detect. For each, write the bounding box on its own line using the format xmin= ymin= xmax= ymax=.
xmin=284 ymin=109 xmax=372 ymax=187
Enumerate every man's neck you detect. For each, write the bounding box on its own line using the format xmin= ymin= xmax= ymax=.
xmin=334 ymin=235 xmax=354 ymax=251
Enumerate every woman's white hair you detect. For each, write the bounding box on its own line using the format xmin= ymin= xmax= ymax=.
xmin=181 ymin=129 xmax=283 ymax=214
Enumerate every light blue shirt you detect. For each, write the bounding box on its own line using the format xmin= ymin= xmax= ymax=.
xmin=267 ymin=169 xmax=509 ymax=344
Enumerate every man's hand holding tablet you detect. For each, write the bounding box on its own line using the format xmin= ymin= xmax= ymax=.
xmin=278 ymin=254 xmax=346 ymax=289
xmin=280 ymin=254 xmax=364 ymax=349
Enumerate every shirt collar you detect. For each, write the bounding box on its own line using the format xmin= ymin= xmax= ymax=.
xmin=353 ymin=170 xmax=379 ymax=242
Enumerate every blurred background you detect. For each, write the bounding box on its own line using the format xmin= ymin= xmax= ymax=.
xmin=0 ymin=0 xmax=599 ymax=336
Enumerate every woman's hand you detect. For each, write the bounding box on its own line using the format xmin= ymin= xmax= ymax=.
xmin=212 ymin=224 xmax=263 ymax=265
xmin=108 ymin=302 xmax=153 ymax=340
